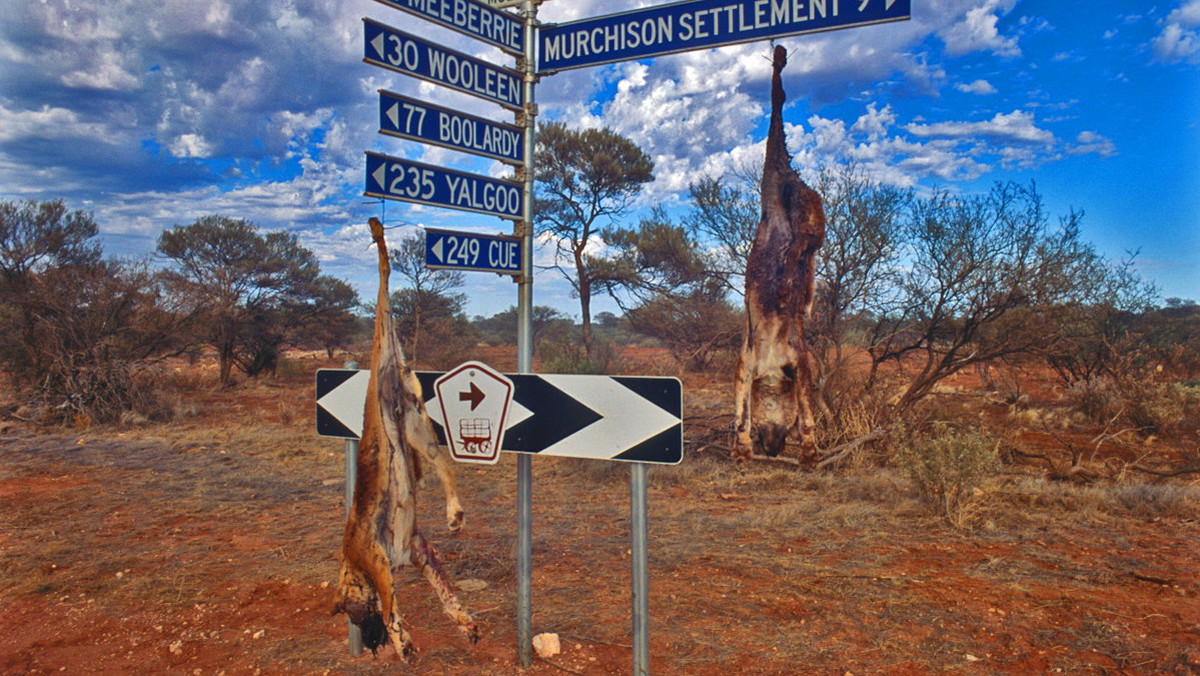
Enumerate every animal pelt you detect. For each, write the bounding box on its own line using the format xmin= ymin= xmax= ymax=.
xmin=733 ymin=46 xmax=826 ymax=463
xmin=333 ymin=218 xmax=477 ymax=659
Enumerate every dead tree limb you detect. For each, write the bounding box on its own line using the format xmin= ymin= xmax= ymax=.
xmin=333 ymin=218 xmax=477 ymax=659
xmin=733 ymin=45 xmax=826 ymax=463
xmin=746 ymin=428 xmax=889 ymax=468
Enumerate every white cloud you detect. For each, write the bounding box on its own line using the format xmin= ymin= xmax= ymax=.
xmin=0 ymin=104 xmax=114 ymax=142
xmin=1069 ymin=131 xmax=1117 ymax=158
xmin=60 ymin=48 xmax=140 ymax=91
xmin=167 ymin=133 xmax=215 ymax=158
xmin=905 ymin=110 xmax=1054 ymax=146
xmin=938 ymin=0 xmax=1020 ymax=57
xmin=1152 ymin=0 xmax=1200 ymax=63
xmin=850 ymin=104 xmax=897 ymax=141
xmin=956 ymin=79 xmax=997 ymax=95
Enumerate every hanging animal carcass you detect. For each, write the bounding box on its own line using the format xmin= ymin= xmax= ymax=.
xmin=733 ymin=46 xmax=827 ymax=463
xmin=333 ymin=217 xmax=478 ymax=658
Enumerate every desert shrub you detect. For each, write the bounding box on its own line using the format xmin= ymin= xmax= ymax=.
xmin=538 ymin=337 xmax=622 ymax=374
xmin=1067 ymin=376 xmax=1200 ymax=435
xmin=1111 ymin=483 xmax=1200 ymax=519
xmin=1127 ymin=382 xmax=1200 ymax=435
xmin=1065 ymin=376 xmax=1122 ymax=422
xmin=4 ymin=261 xmax=184 ymax=425
xmin=895 ymin=424 xmax=999 ymax=527
xmin=36 ymin=360 xmax=169 ymax=426
xmin=625 ymin=289 xmax=742 ymax=372
xmin=815 ymin=364 xmax=892 ymax=449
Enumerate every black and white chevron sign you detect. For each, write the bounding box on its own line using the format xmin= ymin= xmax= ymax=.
xmin=316 ymin=368 xmax=682 ymax=464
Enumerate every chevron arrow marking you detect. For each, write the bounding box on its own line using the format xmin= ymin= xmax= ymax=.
xmin=320 ymin=369 xmax=682 ymax=463
xmin=537 ymin=374 xmax=679 ymax=460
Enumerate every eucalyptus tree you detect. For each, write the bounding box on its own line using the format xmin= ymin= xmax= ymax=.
xmin=534 ymin=121 xmax=654 ymax=359
xmin=157 ymin=215 xmax=325 ymax=384
xmin=1 ymin=199 xmax=181 ymax=422
xmin=869 ymin=181 xmax=1121 ymax=412
xmin=388 ymin=230 xmax=467 ymax=363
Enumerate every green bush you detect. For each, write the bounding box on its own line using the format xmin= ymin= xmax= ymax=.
xmin=1068 ymin=376 xmax=1200 ymax=435
xmin=538 ymin=337 xmax=622 ymax=375
xmin=896 ymin=424 xmax=999 ymax=526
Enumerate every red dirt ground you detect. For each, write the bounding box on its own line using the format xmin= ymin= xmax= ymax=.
xmin=2 ymin=348 xmax=1198 ymax=675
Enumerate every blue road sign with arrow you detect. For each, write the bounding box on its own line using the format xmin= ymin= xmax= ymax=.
xmin=425 ymin=227 xmax=522 ymax=275
xmin=379 ymin=90 xmax=524 ymax=165
xmin=370 ymin=0 xmax=524 ymax=55
xmin=363 ymin=18 xmax=523 ymax=110
xmin=538 ymin=0 xmax=911 ymax=73
xmin=365 ymin=151 xmax=525 ymax=220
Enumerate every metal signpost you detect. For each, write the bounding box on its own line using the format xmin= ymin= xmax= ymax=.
xmin=352 ymin=0 xmax=909 ymax=670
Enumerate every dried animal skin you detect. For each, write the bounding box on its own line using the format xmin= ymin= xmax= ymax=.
xmin=734 ymin=46 xmax=826 ymax=462
xmin=334 ymin=218 xmax=477 ymax=658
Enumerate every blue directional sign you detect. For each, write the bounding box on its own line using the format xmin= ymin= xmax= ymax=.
xmin=379 ymin=90 xmax=524 ymax=165
xmin=538 ymin=0 xmax=911 ymax=73
xmin=370 ymin=0 xmax=524 ymax=55
xmin=365 ymin=151 xmax=524 ymax=220
xmin=363 ymin=18 xmax=523 ymax=110
xmin=425 ymin=227 xmax=522 ymax=275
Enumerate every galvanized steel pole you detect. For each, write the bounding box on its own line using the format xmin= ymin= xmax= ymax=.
xmin=630 ymin=463 xmax=650 ymax=675
xmin=342 ymin=360 xmax=363 ymax=656
xmin=516 ymin=0 xmax=538 ymax=666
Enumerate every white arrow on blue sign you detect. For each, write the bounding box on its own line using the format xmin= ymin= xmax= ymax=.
xmin=364 ymin=18 xmax=523 ymax=111
xmin=365 ymin=151 xmax=525 ymax=220
xmin=538 ymin=0 xmax=911 ymax=73
xmin=425 ymin=227 xmax=522 ymax=275
xmin=370 ymin=0 xmax=524 ymax=55
xmin=379 ymin=90 xmax=524 ymax=165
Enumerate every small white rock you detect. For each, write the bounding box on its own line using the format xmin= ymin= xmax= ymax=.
xmin=253 ymin=630 xmax=266 ymax=640
xmin=532 ymin=633 xmax=560 ymax=658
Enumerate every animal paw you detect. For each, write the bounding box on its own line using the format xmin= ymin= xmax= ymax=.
xmin=447 ymin=506 xmax=465 ymax=532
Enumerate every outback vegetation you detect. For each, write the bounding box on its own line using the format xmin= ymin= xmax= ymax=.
xmin=2 ymin=121 xmax=1198 ymax=675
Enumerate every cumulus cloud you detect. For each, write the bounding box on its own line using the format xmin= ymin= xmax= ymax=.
xmin=168 ymin=133 xmax=215 ymax=158
xmin=0 ymin=104 xmax=114 ymax=143
xmin=60 ymin=48 xmax=141 ymax=91
xmin=956 ymin=78 xmax=997 ymax=94
xmin=603 ymin=99 xmax=1074 ymax=203
xmin=1069 ymin=131 xmax=1117 ymax=158
xmin=905 ymin=110 xmax=1054 ymax=145
xmin=0 ymin=0 xmax=1169 ymax=312
xmin=938 ymin=0 xmax=1020 ymax=57
xmin=1152 ymin=0 xmax=1200 ymax=63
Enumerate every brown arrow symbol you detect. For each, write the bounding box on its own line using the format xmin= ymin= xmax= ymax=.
xmin=460 ymin=382 xmax=485 ymax=411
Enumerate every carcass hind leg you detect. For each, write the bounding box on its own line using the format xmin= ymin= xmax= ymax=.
xmin=410 ymin=531 xmax=479 ymax=643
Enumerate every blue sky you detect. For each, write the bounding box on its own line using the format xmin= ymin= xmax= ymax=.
xmin=1 ymin=0 xmax=1197 ymax=318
